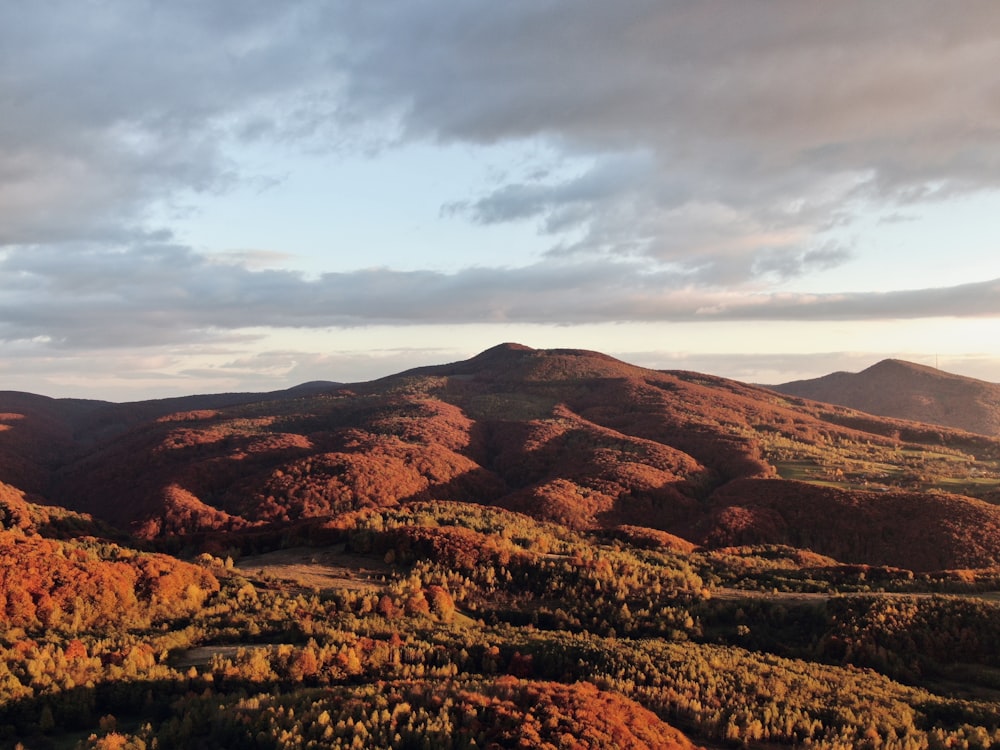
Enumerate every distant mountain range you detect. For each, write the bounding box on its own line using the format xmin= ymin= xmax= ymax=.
xmin=3 ymin=344 xmax=1000 ymax=572
xmin=771 ymin=359 xmax=1000 ymax=436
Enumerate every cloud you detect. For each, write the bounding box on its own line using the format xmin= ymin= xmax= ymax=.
xmin=5 ymin=0 xmax=1000 ymax=367
xmin=338 ymin=2 xmax=1000 ymax=180
xmin=208 ymin=250 xmax=301 ymax=270
xmin=2 ymin=242 xmax=998 ymax=352
xmin=0 ymin=1 xmax=339 ymax=246
xmin=316 ymin=1 xmax=1000 ymax=284
xmin=10 ymin=2 xmax=1000 ymax=266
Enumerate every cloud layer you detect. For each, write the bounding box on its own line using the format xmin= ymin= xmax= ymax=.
xmin=3 ymin=1 xmax=1000 ymax=381
xmin=3 ymin=243 xmax=998 ymax=349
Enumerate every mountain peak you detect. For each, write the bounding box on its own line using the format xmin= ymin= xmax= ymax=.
xmin=489 ymin=342 xmax=535 ymax=353
xmin=469 ymin=342 xmax=538 ymax=362
xmin=773 ymin=359 xmax=1000 ymax=436
xmin=864 ymin=359 xmax=945 ymax=377
xmin=396 ymin=344 xmax=635 ymax=384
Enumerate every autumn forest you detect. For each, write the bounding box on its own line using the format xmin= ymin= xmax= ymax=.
xmin=4 ymin=344 xmax=1000 ymax=749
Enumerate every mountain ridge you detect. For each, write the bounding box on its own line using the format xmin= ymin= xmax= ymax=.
xmin=7 ymin=344 xmax=1000 ymax=748
xmin=2 ymin=344 xmax=999 ymax=571
xmin=772 ymin=358 xmax=1000 ymax=436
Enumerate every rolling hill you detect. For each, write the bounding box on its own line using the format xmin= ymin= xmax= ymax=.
xmin=7 ymin=346 xmax=1000 ymax=749
xmin=3 ymin=344 xmax=1000 ymax=571
xmin=771 ymin=358 xmax=1000 ymax=436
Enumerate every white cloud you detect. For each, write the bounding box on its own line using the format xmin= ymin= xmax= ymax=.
xmin=0 ymin=1 xmax=340 ymax=246
xmin=8 ymin=2 xmax=1000 ymax=265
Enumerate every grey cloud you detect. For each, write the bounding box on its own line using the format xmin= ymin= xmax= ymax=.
xmin=329 ymin=1 xmax=1000 ymax=278
xmin=1 ymin=1 xmax=338 ymax=245
xmin=730 ymin=278 xmax=1000 ymax=322
xmin=12 ymin=1 xmax=1000 ymax=268
xmin=2 ymin=245 xmax=998 ymax=351
xmin=453 ymin=153 xmax=660 ymax=227
xmin=6 ymin=0 xmax=1000 ymax=349
xmin=751 ymin=245 xmax=855 ymax=282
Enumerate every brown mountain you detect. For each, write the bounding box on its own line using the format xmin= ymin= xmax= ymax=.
xmin=771 ymin=359 xmax=1000 ymax=436
xmin=3 ymin=344 xmax=1000 ymax=571
xmin=0 ymin=382 xmax=340 ymax=491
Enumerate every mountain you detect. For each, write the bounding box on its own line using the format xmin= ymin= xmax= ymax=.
xmin=0 ymin=382 xmax=341 ymax=490
xmin=8 ymin=346 xmax=1000 ymax=749
xmin=3 ymin=343 xmax=1000 ymax=571
xmin=771 ymin=359 xmax=1000 ymax=436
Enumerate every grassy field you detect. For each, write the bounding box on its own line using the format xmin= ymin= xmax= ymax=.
xmin=235 ymin=546 xmax=393 ymax=593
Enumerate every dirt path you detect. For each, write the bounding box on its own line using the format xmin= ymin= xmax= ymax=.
xmin=235 ymin=545 xmax=394 ymax=593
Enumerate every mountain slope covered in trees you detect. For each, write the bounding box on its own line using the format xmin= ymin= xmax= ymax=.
xmin=772 ymin=358 xmax=1000 ymax=436
xmin=3 ymin=345 xmax=1000 ymax=748
xmin=2 ymin=344 xmax=1000 ymax=570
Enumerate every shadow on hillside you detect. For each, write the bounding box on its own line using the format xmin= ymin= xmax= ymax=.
xmin=52 ymin=428 xmax=317 ymax=528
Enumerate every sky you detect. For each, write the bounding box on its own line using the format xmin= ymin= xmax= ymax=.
xmin=3 ymin=1 xmax=1000 ymax=400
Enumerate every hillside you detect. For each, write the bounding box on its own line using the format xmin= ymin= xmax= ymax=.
xmin=5 ymin=346 xmax=1000 ymax=748
xmin=772 ymin=359 xmax=1000 ymax=436
xmin=0 ymin=382 xmax=339 ymax=493
xmin=2 ymin=344 xmax=1000 ymax=571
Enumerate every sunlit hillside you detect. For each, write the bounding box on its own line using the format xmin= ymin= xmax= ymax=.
xmin=773 ymin=358 xmax=1000 ymax=436
xmin=2 ymin=346 xmax=1000 ymax=748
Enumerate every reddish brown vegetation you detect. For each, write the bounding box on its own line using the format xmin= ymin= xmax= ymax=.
xmin=416 ymin=677 xmax=704 ymax=750
xmin=295 ymin=676 xmax=704 ymax=750
xmin=3 ymin=344 xmax=1000 ymax=572
xmin=386 ymin=524 xmax=525 ymax=570
xmin=609 ymin=525 xmax=698 ymax=554
xmin=135 ymin=484 xmax=252 ymax=538
xmin=0 ymin=529 xmax=218 ymax=629
xmin=699 ymin=478 xmax=1000 ymax=571
xmin=774 ymin=358 xmax=1000 ymax=436
xmin=0 ymin=482 xmax=33 ymax=532
xmin=0 ymin=394 xmax=83 ymax=494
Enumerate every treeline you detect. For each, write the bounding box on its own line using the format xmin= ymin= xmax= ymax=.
xmin=328 ymin=502 xmax=707 ymax=638
xmin=693 ymin=591 xmax=1000 ymax=693
xmin=698 ymin=543 xmax=1000 ymax=595
xmin=44 ymin=614 xmax=1000 ymax=750
xmin=819 ymin=595 xmax=1000 ymax=681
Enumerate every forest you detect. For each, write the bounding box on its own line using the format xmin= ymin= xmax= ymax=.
xmin=3 ymin=499 xmax=1000 ymax=748
xmin=2 ymin=345 xmax=1000 ymax=748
